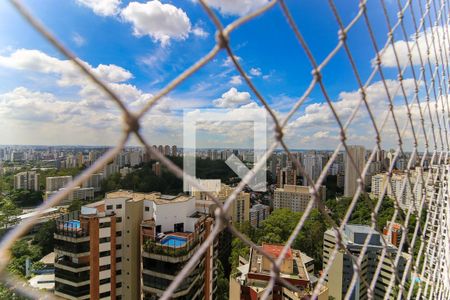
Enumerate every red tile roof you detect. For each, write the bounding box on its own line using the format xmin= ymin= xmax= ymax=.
xmin=262 ymin=244 xmax=292 ymax=259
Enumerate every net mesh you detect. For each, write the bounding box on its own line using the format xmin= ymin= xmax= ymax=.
xmin=2 ymin=0 xmax=450 ymax=299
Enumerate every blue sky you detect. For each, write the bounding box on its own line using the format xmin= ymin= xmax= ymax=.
xmin=0 ymin=0 xmax=446 ymax=150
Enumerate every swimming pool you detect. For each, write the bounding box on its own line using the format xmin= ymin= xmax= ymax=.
xmin=161 ymin=235 xmax=187 ymax=247
xmin=63 ymin=220 xmax=81 ymax=229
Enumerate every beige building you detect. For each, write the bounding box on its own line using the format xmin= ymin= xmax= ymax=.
xmin=344 ymin=146 xmax=366 ymax=197
xmin=54 ymin=190 xmax=216 ymax=300
xmin=46 ymin=175 xmax=72 ymax=192
xmin=274 ymin=184 xmax=326 ymax=213
xmin=45 ymin=186 xmax=94 ymax=205
xmin=230 ymin=244 xmax=328 ymax=300
xmin=14 ymin=171 xmax=39 ymax=191
xmin=371 ymin=168 xmax=423 ymax=211
xmin=323 ymin=225 xmax=410 ymax=300
xmin=191 ymin=180 xmax=250 ymax=224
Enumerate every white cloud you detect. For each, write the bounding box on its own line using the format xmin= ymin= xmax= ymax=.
xmin=213 ymin=87 xmax=252 ymax=108
xmin=192 ymin=26 xmax=209 ymax=38
xmin=378 ymin=25 xmax=449 ymax=67
xmin=204 ymin=0 xmax=269 ymax=16
xmin=72 ymin=33 xmax=86 ymax=47
xmin=250 ymin=67 xmax=262 ymax=76
xmin=222 ymin=55 xmax=242 ymax=67
xmin=121 ymin=1 xmax=192 ymax=46
xmin=0 ymin=49 xmax=152 ymax=111
xmin=76 ymin=0 xmax=121 ymax=16
xmin=229 ymin=75 xmax=242 ymax=85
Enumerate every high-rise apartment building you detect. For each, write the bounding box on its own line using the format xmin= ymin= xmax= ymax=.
xmin=229 ymin=244 xmax=329 ymax=299
xmin=274 ymin=185 xmax=326 ymax=213
xmin=54 ymin=190 xmax=216 ymax=300
xmin=14 ymin=171 xmax=40 ymax=191
xmin=344 ymin=146 xmax=366 ymax=197
xmin=82 ymin=173 xmax=103 ymax=192
xmin=276 ymin=167 xmax=297 ymax=188
xmin=46 ymin=175 xmax=72 ymax=192
xmin=172 ymin=145 xmax=177 ymax=157
xmin=371 ymin=169 xmax=423 ymax=211
xmin=164 ymin=145 xmax=171 ymax=156
xmin=323 ymin=225 xmax=410 ymax=300
xmin=46 ymin=186 xmax=94 ymax=205
xmin=302 ymin=152 xmax=323 ymax=184
xmin=191 ymin=180 xmax=250 ymax=224
xmin=249 ymin=203 xmax=270 ymax=228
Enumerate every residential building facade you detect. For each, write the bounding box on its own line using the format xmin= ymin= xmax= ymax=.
xmin=273 ymin=185 xmax=326 ymax=213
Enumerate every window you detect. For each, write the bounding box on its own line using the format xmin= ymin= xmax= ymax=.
xmin=116 ymin=217 xmax=122 ymax=223
xmin=145 ymin=206 xmax=150 ymax=212
xmin=100 ymin=251 xmax=111 ymax=257
xmin=116 ymin=204 xmax=122 ymax=209
xmin=116 ymin=282 xmax=122 ymax=288
xmin=99 ymin=222 xmax=111 ymax=228
xmin=116 ymin=270 xmax=122 ymax=275
xmin=116 ymin=231 xmax=122 ymax=237
xmin=156 ymin=225 xmax=161 ymax=234
xmin=100 ymin=265 xmax=110 ymax=271
xmin=100 ymin=278 xmax=110 ymax=285
xmin=116 ymin=244 xmax=122 ymax=250
xmin=106 ymin=205 xmax=113 ymax=210
xmin=116 ymin=257 xmax=122 ymax=263
xmin=174 ymin=223 xmax=184 ymax=232
xmin=99 ymin=237 xmax=110 ymax=243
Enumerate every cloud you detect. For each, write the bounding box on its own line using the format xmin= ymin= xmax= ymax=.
xmin=213 ymin=87 xmax=252 ymax=108
xmin=222 ymin=55 xmax=242 ymax=67
xmin=250 ymin=67 xmax=262 ymax=76
xmin=75 ymin=0 xmax=121 ymax=16
xmin=121 ymin=1 xmax=192 ymax=46
xmin=72 ymin=33 xmax=86 ymax=47
xmin=192 ymin=26 xmax=209 ymax=38
xmin=229 ymin=75 xmax=242 ymax=85
xmin=204 ymin=0 xmax=270 ymax=16
xmin=0 ymin=49 xmax=153 ymax=111
xmin=378 ymin=25 xmax=449 ymax=68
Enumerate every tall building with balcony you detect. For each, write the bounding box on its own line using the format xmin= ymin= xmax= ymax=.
xmin=141 ymin=193 xmax=215 ymax=299
xmin=14 ymin=171 xmax=39 ymax=191
xmin=54 ymin=190 xmax=216 ymax=300
xmin=229 ymin=244 xmax=328 ymax=299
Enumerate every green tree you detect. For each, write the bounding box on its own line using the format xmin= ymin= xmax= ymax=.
xmin=8 ymin=240 xmax=42 ymax=278
xmin=216 ymin=259 xmax=229 ymax=300
xmin=32 ymin=220 xmax=56 ymax=255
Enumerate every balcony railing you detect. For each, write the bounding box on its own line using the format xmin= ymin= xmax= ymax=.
xmin=55 ymin=268 xmax=90 ymax=283
xmin=143 ymin=236 xmax=200 ymax=257
xmin=55 ymin=211 xmax=89 ymax=238
xmin=55 ymin=258 xmax=89 ymax=269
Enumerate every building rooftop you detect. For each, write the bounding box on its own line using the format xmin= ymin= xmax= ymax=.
xmin=106 ymin=190 xmax=192 ymax=205
xmin=262 ymin=244 xmax=292 ymax=259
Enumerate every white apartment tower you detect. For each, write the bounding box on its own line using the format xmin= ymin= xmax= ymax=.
xmin=14 ymin=171 xmax=40 ymax=191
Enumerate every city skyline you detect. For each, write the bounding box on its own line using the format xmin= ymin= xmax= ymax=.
xmin=0 ymin=1 xmax=440 ymax=150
